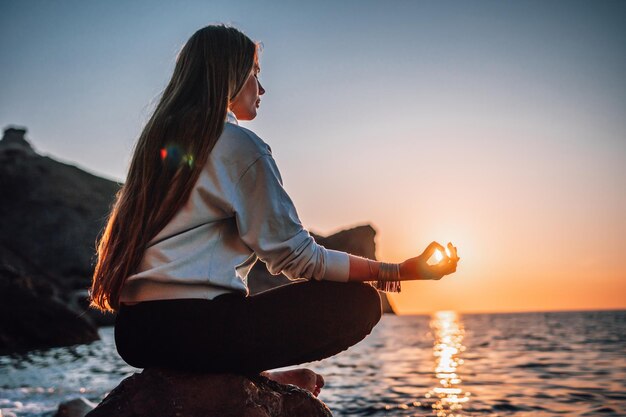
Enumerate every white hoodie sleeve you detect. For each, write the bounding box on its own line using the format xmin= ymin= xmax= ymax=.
xmin=231 ymin=154 xmax=349 ymax=282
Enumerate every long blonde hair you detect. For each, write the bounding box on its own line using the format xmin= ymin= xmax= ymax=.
xmin=90 ymin=25 xmax=257 ymax=312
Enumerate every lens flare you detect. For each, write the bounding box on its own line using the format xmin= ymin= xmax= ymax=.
xmin=160 ymin=145 xmax=194 ymax=169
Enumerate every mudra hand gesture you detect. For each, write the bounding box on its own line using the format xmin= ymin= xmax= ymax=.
xmin=400 ymin=242 xmax=460 ymax=281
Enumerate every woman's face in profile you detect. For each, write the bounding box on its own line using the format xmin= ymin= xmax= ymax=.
xmin=230 ymin=64 xmax=265 ymax=121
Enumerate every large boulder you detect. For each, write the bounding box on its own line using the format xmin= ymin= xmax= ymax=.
xmin=54 ymin=397 xmax=98 ymax=417
xmin=0 ymin=126 xmax=112 ymax=352
xmin=0 ymin=243 xmax=99 ymax=355
xmin=311 ymin=226 xmax=377 ymax=259
xmin=0 ymin=127 xmax=120 ymax=291
xmin=85 ymin=368 xmax=332 ymax=417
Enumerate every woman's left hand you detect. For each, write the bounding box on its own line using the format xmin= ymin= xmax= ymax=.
xmin=399 ymin=241 xmax=460 ymax=281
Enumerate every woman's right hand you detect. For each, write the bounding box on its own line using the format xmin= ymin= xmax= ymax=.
xmin=399 ymin=241 xmax=460 ymax=281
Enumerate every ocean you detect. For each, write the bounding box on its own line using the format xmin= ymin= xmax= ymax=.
xmin=1 ymin=310 xmax=625 ymax=416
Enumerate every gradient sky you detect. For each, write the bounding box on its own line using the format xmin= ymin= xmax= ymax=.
xmin=1 ymin=1 xmax=625 ymax=314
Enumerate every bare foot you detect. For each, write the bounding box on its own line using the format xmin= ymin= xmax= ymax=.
xmin=261 ymin=368 xmax=325 ymax=397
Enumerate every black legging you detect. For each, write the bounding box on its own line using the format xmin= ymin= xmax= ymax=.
xmin=114 ymin=279 xmax=382 ymax=374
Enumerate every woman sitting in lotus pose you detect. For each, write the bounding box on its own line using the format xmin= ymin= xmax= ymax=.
xmin=90 ymin=24 xmax=460 ymax=397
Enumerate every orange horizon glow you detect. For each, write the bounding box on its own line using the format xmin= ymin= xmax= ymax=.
xmin=309 ymin=210 xmax=625 ymax=316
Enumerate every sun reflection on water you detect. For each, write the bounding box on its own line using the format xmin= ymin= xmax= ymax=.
xmin=427 ymin=310 xmax=470 ymax=416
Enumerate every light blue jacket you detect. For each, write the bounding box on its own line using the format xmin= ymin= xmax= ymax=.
xmin=120 ymin=113 xmax=349 ymax=303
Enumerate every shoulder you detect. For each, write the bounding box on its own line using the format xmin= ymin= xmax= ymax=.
xmin=204 ymin=122 xmax=274 ymax=183
xmin=216 ymin=123 xmax=272 ymax=161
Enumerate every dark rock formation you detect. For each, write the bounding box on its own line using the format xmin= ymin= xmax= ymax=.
xmin=0 ymin=126 xmax=36 ymax=156
xmin=54 ymin=397 xmax=97 ymax=417
xmin=313 ymin=226 xmax=396 ymax=314
xmin=0 ymin=127 xmax=121 ymax=290
xmin=311 ymin=225 xmax=377 ymax=259
xmin=85 ymin=368 xmax=332 ymax=417
xmin=0 ymin=242 xmax=99 ymax=354
xmin=0 ymin=127 xmax=115 ymax=353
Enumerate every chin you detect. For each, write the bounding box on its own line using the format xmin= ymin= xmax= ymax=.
xmin=243 ymin=110 xmax=258 ymax=121
xmin=233 ymin=106 xmax=258 ymax=121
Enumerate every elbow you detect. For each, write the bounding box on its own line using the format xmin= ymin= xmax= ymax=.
xmin=263 ymin=239 xmax=326 ymax=281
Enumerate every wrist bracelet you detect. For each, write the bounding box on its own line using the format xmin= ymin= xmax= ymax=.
xmin=368 ymin=261 xmax=402 ymax=293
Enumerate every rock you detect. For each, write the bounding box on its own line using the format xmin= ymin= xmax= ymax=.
xmin=0 ymin=243 xmax=99 ymax=355
xmin=313 ymin=225 xmax=396 ymax=314
xmin=0 ymin=127 xmax=121 ymax=291
xmin=0 ymin=276 xmax=99 ymax=354
xmin=379 ymin=287 xmax=395 ymax=314
xmin=54 ymin=397 xmax=97 ymax=417
xmin=85 ymin=368 xmax=332 ymax=417
xmin=0 ymin=126 xmax=116 ymax=352
xmin=69 ymin=289 xmax=116 ymax=327
xmin=311 ymin=225 xmax=377 ymax=260
xmin=0 ymin=126 xmax=36 ymax=156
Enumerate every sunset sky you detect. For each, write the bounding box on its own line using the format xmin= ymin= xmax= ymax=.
xmin=1 ymin=1 xmax=624 ymax=314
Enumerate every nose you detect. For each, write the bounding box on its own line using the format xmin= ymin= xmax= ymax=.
xmin=258 ymin=80 xmax=265 ymax=96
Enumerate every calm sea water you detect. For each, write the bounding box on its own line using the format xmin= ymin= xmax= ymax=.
xmin=1 ymin=310 xmax=625 ymax=416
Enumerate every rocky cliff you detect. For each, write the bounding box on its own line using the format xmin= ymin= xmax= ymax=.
xmin=0 ymin=127 xmax=116 ymax=353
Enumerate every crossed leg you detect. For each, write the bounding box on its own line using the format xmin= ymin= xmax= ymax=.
xmin=115 ymin=280 xmax=383 ymax=397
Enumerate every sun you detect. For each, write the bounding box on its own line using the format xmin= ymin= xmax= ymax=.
xmin=428 ymin=249 xmax=444 ymax=265
xmin=429 ymin=247 xmax=453 ymax=265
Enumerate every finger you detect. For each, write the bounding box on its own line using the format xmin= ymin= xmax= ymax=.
xmin=434 ymin=259 xmax=456 ymax=275
xmin=423 ymin=241 xmax=446 ymax=259
xmin=431 ymin=262 xmax=449 ymax=275
xmin=444 ymin=243 xmax=454 ymax=263
xmin=427 ymin=269 xmax=444 ymax=280
xmin=448 ymin=243 xmax=460 ymax=262
xmin=423 ymin=263 xmax=444 ymax=280
xmin=449 ymin=258 xmax=458 ymax=272
xmin=446 ymin=242 xmax=458 ymax=261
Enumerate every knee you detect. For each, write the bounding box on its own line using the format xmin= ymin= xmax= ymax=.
xmin=351 ymin=283 xmax=382 ymax=331
xmin=306 ymin=280 xmax=382 ymax=333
